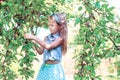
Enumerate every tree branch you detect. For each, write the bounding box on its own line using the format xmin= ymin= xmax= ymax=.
xmin=108 ymin=36 xmax=119 ymax=50
xmin=108 ymin=26 xmax=120 ymax=32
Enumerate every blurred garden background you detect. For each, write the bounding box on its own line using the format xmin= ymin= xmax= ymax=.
xmin=0 ymin=0 xmax=120 ymax=80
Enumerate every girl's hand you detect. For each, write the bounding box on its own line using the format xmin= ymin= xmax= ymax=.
xmin=23 ymin=33 xmax=35 ymax=40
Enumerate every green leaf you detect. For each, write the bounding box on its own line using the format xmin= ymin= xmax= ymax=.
xmin=86 ymin=6 xmax=92 ymax=13
xmin=108 ymin=7 xmax=115 ymax=11
xmin=40 ymin=15 xmax=45 ymax=19
xmin=117 ymin=51 xmax=120 ymax=55
xmin=93 ymin=47 xmax=99 ymax=54
xmin=85 ymin=65 xmax=94 ymax=71
xmin=102 ymin=4 xmax=108 ymax=9
xmin=74 ymin=18 xmax=81 ymax=26
xmin=115 ymin=37 xmax=120 ymax=43
xmin=8 ymin=43 xmax=13 ymax=48
xmin=97 ymin=40 xmax=101 ymax=47
xmin=0 ymin=74 xmax=2 ymax=79
xmin=20 ymin=62 xmax=23 ymax=67
xmin=84 ymin=44 xmax=91 ymax=49
xmin=95 ymin=1 xmax=100 ymax=9
xmin=1 ymin=2 xmax=7 ymax=6
xmin=7 ymin=2 xmax=13 ymax=7
xmin=34 ymin=58 xmax=39 ymax=62
xmin=29 ymin=51 xmax=36 ymax=57
xmin=74 ymin=74 xmax=81 ymax=80
xmin=94 ymin=57 xmax=101 ymax=65
xmin=78 ymin=6 xmax=82 ymax=11
xmin=105 ymin=52 xmax=114 ymax=59
xmin=85 ymin=65 xmax=95 ymax=76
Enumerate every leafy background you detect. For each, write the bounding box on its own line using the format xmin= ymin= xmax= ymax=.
xmin=0 ymin=0 xmax=120 ymax=80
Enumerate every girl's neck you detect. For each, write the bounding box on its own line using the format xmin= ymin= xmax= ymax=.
xmin=51 ymin=31 xmax=60 ymax=35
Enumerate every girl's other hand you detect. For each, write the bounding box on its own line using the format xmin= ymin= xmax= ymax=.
xmin=23 ymin=33 xmax=35 ymax=40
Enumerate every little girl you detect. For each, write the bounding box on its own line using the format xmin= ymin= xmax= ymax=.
xmin=24 ymin=12 xmax=67 ymax=80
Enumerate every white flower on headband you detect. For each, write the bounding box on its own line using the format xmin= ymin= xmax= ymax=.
xmin=57 ymin=12 xmax=66 ymax=25
xmin=51 ymin=12 xmax=66 ymax=26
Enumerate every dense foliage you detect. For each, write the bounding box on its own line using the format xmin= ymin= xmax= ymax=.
xmin=0 ymin=0 xmax=120 ymax=80
xmin=73 ymin=0 xmax=120 ymax=80
xmin=0 ymin=0 xmax=61 ymax=80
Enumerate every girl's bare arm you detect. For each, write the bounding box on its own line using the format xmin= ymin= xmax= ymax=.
xmin=32 ymin=38 xmax=45 ymax=55
xmin=34 ymin=37 xmax=63 ymax=50
xmin=34 ymin=46 xmax=44 ymax=55
xmin=24 ymin=34 xmax=63 ymax=50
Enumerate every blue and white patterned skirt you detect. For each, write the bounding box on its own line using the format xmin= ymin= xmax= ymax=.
xmin=36 ymin=63 xmax=65 ymax=80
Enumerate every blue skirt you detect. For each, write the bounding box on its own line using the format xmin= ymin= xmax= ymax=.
xmin=36 ymin=63 xmax=65 ymax=80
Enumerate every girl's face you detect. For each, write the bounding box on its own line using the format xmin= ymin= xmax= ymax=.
xmin=48 ymin=17 xmax=60 ymax=34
